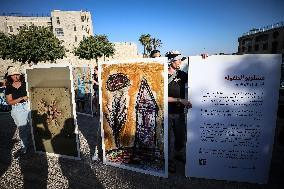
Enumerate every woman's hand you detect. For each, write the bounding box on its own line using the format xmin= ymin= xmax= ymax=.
xmin=21 ymin=96 xmax=29 ymax=101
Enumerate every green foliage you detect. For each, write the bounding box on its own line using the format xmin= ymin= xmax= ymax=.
xmin=0 ymin=32 xmax=11 ymax=59
xmin=151 ymin=38 xmax=162 ymax=50
xmin=139 ymin=34 xmax=151 ymax=57
xmin=139 ymin=34 xmax=162 ymax=57
xmin=0 ymin=25 xmax=66 ymax=64
xmin=74 ymin=35 xmax=115 ymax=61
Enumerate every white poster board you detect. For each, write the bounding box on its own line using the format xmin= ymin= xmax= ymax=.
xmin=186 ymin=54 xmax=281 ymax=183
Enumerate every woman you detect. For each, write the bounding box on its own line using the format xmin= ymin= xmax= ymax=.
xmin=5 ymin=66 xmax=29 ymax=154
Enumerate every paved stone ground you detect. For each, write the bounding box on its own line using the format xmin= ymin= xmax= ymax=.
xmin=0 ymin=112 xmax=284 ymax=189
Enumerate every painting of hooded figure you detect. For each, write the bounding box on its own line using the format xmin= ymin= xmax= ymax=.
xmin=100 ymin=60 xmax=167 ymax=177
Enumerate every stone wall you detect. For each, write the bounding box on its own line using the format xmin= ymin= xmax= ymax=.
xmin=0 ymin=57 xmax=96 ymax=80
xmin=0 ymin=16 xmax=51 ymax=34
xmin=0 ymin=41 xmax=143 ymax=79
xmin=100 ymin=42 xmax=143 ymax=61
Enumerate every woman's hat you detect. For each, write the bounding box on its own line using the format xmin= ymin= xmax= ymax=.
xmin=7 ymin=66 xmax=21 ymax=76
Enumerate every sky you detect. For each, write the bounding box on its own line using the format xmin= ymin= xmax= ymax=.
xmin=1 ymin=0 xmax=284 ymax=56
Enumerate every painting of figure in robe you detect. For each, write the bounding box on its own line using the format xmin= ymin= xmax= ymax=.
xmin=73 ymin=67 xmax=93 ymax=116
xmin=100 ymin=59 xmax=168 ymax=177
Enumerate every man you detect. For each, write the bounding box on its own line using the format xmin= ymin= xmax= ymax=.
xmin=168 ymin=55 xmax=192 ymax=173
xmin=150 ymin=50 xmax=161 ymax=58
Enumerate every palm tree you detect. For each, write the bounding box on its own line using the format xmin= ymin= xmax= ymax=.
xmin=151 ymin=38 xmax=162 ymax=50
xmin=145 ymin=44 xmax=152 ymax=57
xmin=139 ymin=34 xmax=151 ymax=57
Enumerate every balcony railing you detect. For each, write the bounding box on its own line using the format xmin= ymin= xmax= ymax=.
xmin=241 ymin=21 xmax=284 ymax=37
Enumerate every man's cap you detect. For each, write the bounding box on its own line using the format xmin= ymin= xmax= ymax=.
xmin=7 ymin=66 xmax=21 ymax=76
xmin=169 ymin=50 xmax=181 ymax=55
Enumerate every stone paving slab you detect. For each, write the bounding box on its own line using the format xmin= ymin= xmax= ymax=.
xmin=0 ymin=113 xmax=284 ymax=189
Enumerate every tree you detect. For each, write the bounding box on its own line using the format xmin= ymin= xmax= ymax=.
xmin=0 ymin=32 xmax=11 ymax=60
xmin=151 ymin=38 xmax=162 ymax=50
xmin=139 ymin=34 xmax=163 ymax=57
xmin=1 ymin=25 xmax=66 ymax=64
xmin=74 ymin=35 xmax=115 ymax=62
xmin=139 ymin=34 xmax=151 ymax=57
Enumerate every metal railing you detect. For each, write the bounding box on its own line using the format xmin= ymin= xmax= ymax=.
xmin=241 ymin=21 xmax=284 ymax=37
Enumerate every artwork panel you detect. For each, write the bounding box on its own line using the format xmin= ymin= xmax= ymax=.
xmin=100 ymin=59 xmax=168 ymax=177
xmin=26 ymin=65 xmax=79 ymax=159
xmin=0 ymin=87 xmax=11 ymax=112
xmin=72 ymin=67 xmax=93 ymax=115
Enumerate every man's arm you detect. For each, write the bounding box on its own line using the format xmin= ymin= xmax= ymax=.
xmin=168 ymin=97 xmax=192 ymax=108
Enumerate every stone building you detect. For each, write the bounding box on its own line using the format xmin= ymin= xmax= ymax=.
xmin=50 ymin=10 xmax=93 ymax=51
xmin=238 ymin=22 xmax=284 ymax=54
xmin=0 ymin=10 xmax=142 ymax=79
xmin=238 ymin=22 xmax=284 ymax=91
xmin=0 ymin=10 xmax=93 ymax=51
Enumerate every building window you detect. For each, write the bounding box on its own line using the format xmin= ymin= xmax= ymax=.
xmin=9 ymin=26 xmax=13 ymax=32
xmin=263 ymin=43 xmax=268 ymax=50
xmin=83 ymin=35 xmax=86 ymax=40
xmin=241 ymin=37 xmax=252 ymax=46
xmin=75 ymin=36 xmax=77 ymax=42
xmin=82 ymin=25 xmax=84 ymax=30
xmin=55 ymin=28 xmax=64 ymax=36
xmin=248 ymin=46 xmax=252 ymax=52
xmin=56 ymin=17 xmax=60 ymax=24
xmin=256 ymin=34 xmax=268 ymax=42
xmin=81 ymin=16 xmax=85 ymax=22
xmin=273 ymin=31 xmax=279 ymax=39
xmin=272 ymin=41 xmax=278 ymax=53
xmin=242 ymin=46 xmax=246 ymax=52
xmin=74 ymin=26 xmax=76 ymax=31
xmin=19 ymin=26 xmax=23 ymax=31
xmin=254 ymin=44 xmax=259 ymax=51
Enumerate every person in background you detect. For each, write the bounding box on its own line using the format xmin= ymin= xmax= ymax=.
xmin=0 ymin=79 xmax=11 ymax=112
xmin=91 ymin=66 xmax=103 ymax=160
xmin=5 ymin=66 xmax=29 ymax=154
xmin=92 ymin=66 xmax=99 ymax=116
xmin=165 ymin=50 xmax=187 ymax=61
xmin=150 ymin=50 xmax=161 ymax=58
xmin=167 ymin=54 xmax=192 ymax=173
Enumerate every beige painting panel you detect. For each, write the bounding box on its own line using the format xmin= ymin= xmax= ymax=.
xmin=30 ymin=88 xmax=77 ymax=156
